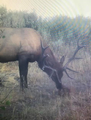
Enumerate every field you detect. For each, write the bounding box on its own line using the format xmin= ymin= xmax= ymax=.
xmin=0 ymin=43 xmax=91 ymax=120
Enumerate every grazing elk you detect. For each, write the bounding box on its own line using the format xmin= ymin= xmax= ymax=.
xmin=0 ymin=28 xmax=85 ymax=91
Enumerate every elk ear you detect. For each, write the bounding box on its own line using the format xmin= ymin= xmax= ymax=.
xmin=60 ymin=56 xmax=65 ymax=65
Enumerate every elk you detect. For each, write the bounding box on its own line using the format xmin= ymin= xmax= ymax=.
xmin=0 ymin=28 xmax=85 ymax=91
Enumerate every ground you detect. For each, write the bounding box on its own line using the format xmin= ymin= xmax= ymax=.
xmin=0 ymin=45 xmax=91 ymax=120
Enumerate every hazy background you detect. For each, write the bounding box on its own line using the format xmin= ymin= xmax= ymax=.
xmin=0 ymin=0 xmax=91 ymax=19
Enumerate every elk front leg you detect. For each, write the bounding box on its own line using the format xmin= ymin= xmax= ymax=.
xmin=19 ymin=55 xmax=28 ymax=90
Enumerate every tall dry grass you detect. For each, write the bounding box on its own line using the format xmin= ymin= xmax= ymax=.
xmin=0 ymin=43 xmax=91 ymax=120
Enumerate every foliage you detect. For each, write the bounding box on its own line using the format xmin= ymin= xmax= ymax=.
xmin=0 ymin=100 xmax=11 ymax=119
xmin=0 ymin=6 xmax=91 ymax=48
xmin=0 ymin=6 xmax=7 ymax=27
xmin=0 ymin=100 xmax=11 ymax=110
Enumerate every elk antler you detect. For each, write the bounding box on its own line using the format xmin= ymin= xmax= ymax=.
xmin=40 ymin=39 xmax=49 ymax=65
xmin=42 ymin=64 xmax=62 ymax=84
xmin=40 ymin=39 xmax=49 ymax=56
xmin=63 ymin=39 xmax=86 ymax=79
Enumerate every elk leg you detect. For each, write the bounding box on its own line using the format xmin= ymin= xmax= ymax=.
xmin=19 ymin=55 xmax=28 ymax=90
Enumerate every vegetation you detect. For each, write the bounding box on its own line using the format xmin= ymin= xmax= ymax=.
xmin=0 ymin=6 xmax=91 ymax=46
xmin=0 ymin=6 xmax=91 ymax=120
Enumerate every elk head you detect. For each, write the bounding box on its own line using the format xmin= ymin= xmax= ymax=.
xmin=38 ymin=39 xmax=86 ymax=92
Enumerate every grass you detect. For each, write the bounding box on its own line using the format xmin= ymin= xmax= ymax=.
xmin=0 ymin=44 xmax=91 ymax=120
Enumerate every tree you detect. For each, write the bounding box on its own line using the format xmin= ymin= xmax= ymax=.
xmin=0 ymin=7 xmax=7 ymax=27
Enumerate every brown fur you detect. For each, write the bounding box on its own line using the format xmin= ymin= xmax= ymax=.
xmin=0 ymin=28 xmax=64 ymax=92
xmin=0 ymin=28 xmax=42 ymax=62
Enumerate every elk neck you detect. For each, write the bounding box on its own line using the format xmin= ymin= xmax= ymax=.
xmin=38 ymin=47 xmax=60 ymax=77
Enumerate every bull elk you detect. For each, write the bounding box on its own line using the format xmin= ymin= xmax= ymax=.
xmin=0 ymin=28 xmax=85 ymax=91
